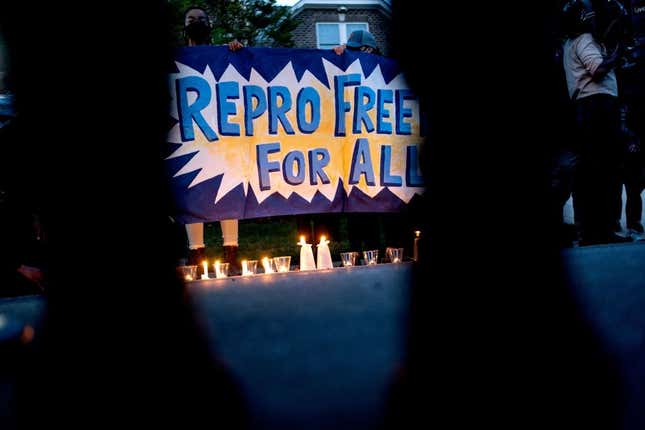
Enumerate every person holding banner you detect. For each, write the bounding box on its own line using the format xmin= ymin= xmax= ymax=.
xmin=180 ymin=6 xmax=244 ymax=274
xmin=294 ymin=31 xmax=383 ymax=255
xmin=332 ymin=30 xmax=413 ymax=259
xmin=333 ymin=29 xmax=382 ymax=56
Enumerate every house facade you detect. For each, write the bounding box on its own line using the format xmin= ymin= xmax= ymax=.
xmin=289 ymin=0 xmax=392 ymax=56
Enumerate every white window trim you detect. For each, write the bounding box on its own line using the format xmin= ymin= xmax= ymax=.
xmin=315 ymin=22 xmax=370 ymax=49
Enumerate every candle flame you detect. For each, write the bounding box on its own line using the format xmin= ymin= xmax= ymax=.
xmin=214 ymin=260 xmax=227 ymax=278
xmin=262 ymin=257 xmax=274 ymax=274
xmin=298 ymin=235 xmax=307 ymax=245
xmin=415 ymin=230 xmax=421 ymax=238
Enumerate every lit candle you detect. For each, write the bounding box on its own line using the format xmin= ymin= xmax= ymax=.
xmin=413 ymin=230 xmax=421 ymax=262
xmin=316 ymin=235 xmax=333 ymax=270
xmin=298 ymin=236 xmax=316 ymax=271
xmin=242 ymin=260 xmax=250 ymax=276
xmin=275 ymin=256 xmax=290 ymax=272
xmin=262 ymin=257 xmax=274 ymax=274
xmin=201 ymin=260 xmax=209 ymax=280
xmin=215 ymin=260 xmax=221 ymax=278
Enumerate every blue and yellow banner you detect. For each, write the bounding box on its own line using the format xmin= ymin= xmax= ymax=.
xmin=165 ymin=46 xmax=425 ymax=223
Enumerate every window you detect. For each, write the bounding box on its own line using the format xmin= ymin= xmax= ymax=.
xmin=316 ymin=22 xmax=369 ymax=49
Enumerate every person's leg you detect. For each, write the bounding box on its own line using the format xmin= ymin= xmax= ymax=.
xmin=577 ymin=96 xmax=628 ymax=244
xmin=551 ymin=149 xmax=578 ymax=246
xmin=625 ymin=156 xmax=644 ymax=232
xmin=185 ymin=222 xmax=206 ymax=265
xmin=295 ymin=215 xmax=315 ymax=243
xmin=625 ymin=101 xmax=645 ymax=233
xmin=381 ymin=211 xmax=414 ymax=259
xmin=601 ymin=97 xmax=627 ymax=238
xmin=625 ymin=183 xmax=643 ymax=232
xmin=221 ymin=219 xmax=240 ymax=274
xmin=311 ymin=213 xmax=340 ymax=243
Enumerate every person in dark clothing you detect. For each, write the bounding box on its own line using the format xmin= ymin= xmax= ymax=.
xmin=332 ymin=29 xmax=420 ymax=260
xmin=561 ymin=0 xmax=632 ymax=245
xmin=294 ymin=30 xmax=384 ymax=257
xmin=547 ymin=32 xmax=581 ymax=247
xmin=616 ymin=103 xmax=645 ymax=234
xmin=175 ymin=6 xmax=244 ymax=275
xmin=614 ymin=4 xmax=645 ymax=235
xmin=295 ymin=212 xmax=341 ymax=247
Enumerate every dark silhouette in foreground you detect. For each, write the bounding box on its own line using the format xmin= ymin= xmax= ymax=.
xmin=0 ymin=3 xmax=248 ymax=429
xmin=387 ymin=1 xmax=624 ymax=428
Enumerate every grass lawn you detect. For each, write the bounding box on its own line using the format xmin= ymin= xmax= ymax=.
xmin=202 ymin=211 xmax=419 ymax=266
xmin=203 ymin=215 xmax=351 ymax=266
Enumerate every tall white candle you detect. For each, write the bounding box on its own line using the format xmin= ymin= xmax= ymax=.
xmin=242 ymin=260 xmax=249 ymax=276
xmin=201 ymin=260 xmax=209 ymax=280
xmin=316 ymin=235 xmax=333 ymax=270
xmin=298 ymin=235 xmax=316 ymax=271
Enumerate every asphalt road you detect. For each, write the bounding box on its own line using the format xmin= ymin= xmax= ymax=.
xmin=0 ymin=244 xmax=643 ymax=429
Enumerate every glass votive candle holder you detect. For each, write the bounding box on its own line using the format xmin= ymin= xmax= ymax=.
xmin=242 ymin=259 xmax=258 ymax=276
xmin=386 ymin=247 xmax=404 ymax=263
xmin=340 ymin=251 xmax=358 ymax=267
xmin=178 ymin=265 xmax=198 ymax=281
xmin=261 ymin=257 xmax=275 ymax=274
xmin=213 ymin=261 xmax=229 ymax=278
xmin=363 ymin=249 xmax=379 ymax=265
xmin=274 ymin=256 xmax=291 ymax=272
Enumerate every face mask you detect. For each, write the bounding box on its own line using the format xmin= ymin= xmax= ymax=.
xmin=185 ymin=21 xmax=211 ymax=44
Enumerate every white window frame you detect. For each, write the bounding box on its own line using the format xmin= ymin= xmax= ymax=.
xmin=315 ymin=22 xmax=370 ymax=49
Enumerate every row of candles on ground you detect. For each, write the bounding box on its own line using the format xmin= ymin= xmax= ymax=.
xmin=180 ymin=232 xmax=419 ymax=281
xmin=188 ymin=256 xmax=292 ymax=281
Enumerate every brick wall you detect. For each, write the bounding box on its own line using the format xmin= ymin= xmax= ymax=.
xmin=292 ymin=8 xmax=392 ymax=56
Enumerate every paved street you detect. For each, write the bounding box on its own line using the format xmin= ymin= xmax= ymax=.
xmin=0 ymin=244 xmax=644 ymax=429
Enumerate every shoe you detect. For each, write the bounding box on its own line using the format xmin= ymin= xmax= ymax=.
xmin=187 ymin=247 xmax=207 ymax=275
xmin=187 ymin=247 xmax=206 ymax=265
xmin=579 ymin=233 xmax=633 ymax=246
xmin=627 ymin=222 xmax=644 ymax=234
xmin=607 ymin=233 xmax=633 ymax=244
xmin=224 ymin=245 xmax=241 ymax=276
